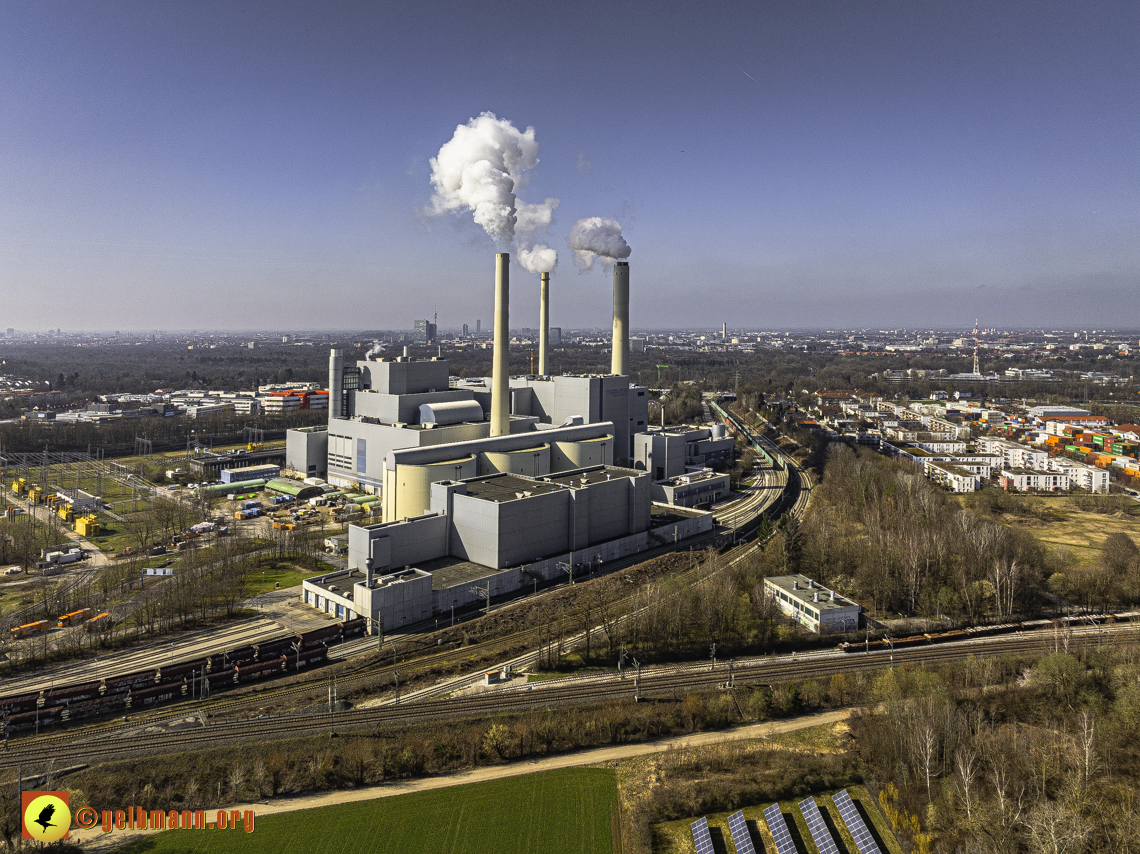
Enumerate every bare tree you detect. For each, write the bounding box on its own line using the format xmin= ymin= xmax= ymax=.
xmin=955 ymin=745 xmax=979 ymax=821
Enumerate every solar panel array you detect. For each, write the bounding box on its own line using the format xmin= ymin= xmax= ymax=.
xmin=691 ymin=817 xmax=715 ymax=854
xmin=832 ymin=790 xmax=883 ymax=854
xmin=727 ymin=810 xmax=757 ymax=854
xmin=763 ymin=803 xmax=799 ymax=854
xmin=798 ymin=797 xmax=840 ymax=854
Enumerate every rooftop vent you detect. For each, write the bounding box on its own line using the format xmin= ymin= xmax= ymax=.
xmin=830 ymin=590 xmax=836 ymax=601
xmin=792 ymin=580 xmax=799 ymax=590
xmin=813 ymin=591 xmax=819 ymax=602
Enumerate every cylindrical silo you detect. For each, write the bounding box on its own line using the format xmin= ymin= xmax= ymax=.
xmin=388 ymin=454 xmax=477 ymax=522
xmin=551 ymin=435 xmax=613 ymax=472
xmin=482 ymin=444 xmax=551 ymax=477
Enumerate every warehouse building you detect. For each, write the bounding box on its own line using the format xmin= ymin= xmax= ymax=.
xmin=652 ymin=469 xmax=731 ymax=508
xmin=220 ymin=464 xmax=280 ymax=484
xmin=763 ymin=574 xmax=862 ymax=634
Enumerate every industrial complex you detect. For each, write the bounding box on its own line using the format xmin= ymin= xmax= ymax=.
xmin=290 ymin=255 xmax=719 ymax=631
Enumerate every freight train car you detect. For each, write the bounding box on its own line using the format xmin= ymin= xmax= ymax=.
xmin=7 ymin=706 xmax=62 ymax=732
xmin=126 ymin=682 xmax=185 ymax=709
xmin=234 ymin=656 xmax=286 ymax=684
xmin=298 ymin=625 xmax=341 ymax=649
xmin=341 ymin=617 xmax=366 ymax=639
xmin=42 ymin=680 xmax=103 ymax=706
xmin=156 ymin=659 xmax=209 ymax=685
xmin=206 ymin=646 xmax=255 ymax=672
xmin=103 ymin=670 xmax=159 ymax=695
xmin=287 ymin=644 xmax=328 ymax=672
xmin=254 ymin=636 xmax=299 ymax=661
xmin=61 ymin=692 xmax=126 ymax=722
xmin=0 ymin=692 xmax=44 ymax=716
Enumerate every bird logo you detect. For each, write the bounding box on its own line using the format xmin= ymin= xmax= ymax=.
xmin=22 ymin=792 xmax=71 ymax=843
xmin=35 ymin=803 xmax=57 ymax=832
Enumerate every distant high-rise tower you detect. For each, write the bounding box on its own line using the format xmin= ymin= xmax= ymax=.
xmin=462 ymin=323 xmax=469 ymax=337
xmin=413 ymin=319 xmax=437 ymax=345
xmin=476 ymin=319 xmax=481 ymax=334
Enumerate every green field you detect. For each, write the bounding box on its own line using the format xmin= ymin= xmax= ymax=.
xmin=118 ymin=767 xmax=618 ymax=854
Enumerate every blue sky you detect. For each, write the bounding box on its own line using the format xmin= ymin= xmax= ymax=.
xmin=1 ymin=1 xmax=1137 ymax=332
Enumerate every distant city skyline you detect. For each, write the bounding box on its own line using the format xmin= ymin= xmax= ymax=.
xmin=2 ymin=2 xmax=1138 ymax=331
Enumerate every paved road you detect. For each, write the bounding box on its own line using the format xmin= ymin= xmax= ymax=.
xmin=70 ymin=707 xmax=853 ymax=849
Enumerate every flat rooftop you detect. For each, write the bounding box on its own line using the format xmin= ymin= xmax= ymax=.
xmin=764 ymin=574 xmax=860 ymax=612
xmin=661 ymin=470 xmax=727 ymax=487
xmin=410 ymin=556 xmax=508 ymax=591
xmin=462 ymin=466 xmax=642 ymax=503
xmin=929 ymin=462 xmax=975 ymax=477
xmin=307 ymin=569 xmax=366 ymax=601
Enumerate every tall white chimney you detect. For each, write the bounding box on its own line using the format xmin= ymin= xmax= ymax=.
xmin=611 ymin=261 xmax=629 ymax=377
xmin=491 ymin=253 xmax=510 ymax=436
xmin=722 ymin=321 xmax=727 ymax=340
xmin=328 ymin=348 xmax=344 ymax=419
xmin=538 ymin=272 xmax=550 ymax=376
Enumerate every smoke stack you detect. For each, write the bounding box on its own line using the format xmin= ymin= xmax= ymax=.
xmin=611 ymin=261 xmax=629 ymax=377
xmin=491 ymin=253 xmax=510 ymax=436
xmin=328 ymin=348 xmax=344 ymax=418
xmin=538 ymin=272 xmax=550 ymax=376
xmin=366 ymin=558 xmax=374 ymax=588
xmin=722 ymin=322 xmax=727 ymax=340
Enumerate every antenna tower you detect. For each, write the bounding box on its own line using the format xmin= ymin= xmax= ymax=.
xmin=972 ymin=319 xmax=980 ymax=376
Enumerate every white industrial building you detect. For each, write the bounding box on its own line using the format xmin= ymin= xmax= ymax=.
xmin=763 ymin=574 xmax=862 ymax=634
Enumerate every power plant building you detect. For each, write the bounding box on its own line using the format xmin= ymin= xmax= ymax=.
xmin=292 ymin=255 xmax=719 ymax=632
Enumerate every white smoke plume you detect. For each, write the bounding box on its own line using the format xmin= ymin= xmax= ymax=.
xmin=514 ymin=197 xmax=560 ymax=273
xmin=428 ymin=112 xmax=541 ymax=244
xmin=516 ymin=244 xmax=558 ymax=274
xmin=515 ymin=198 xmax=559 ymax=240
xmin=567 ymin=217 xmax=632 ymax=269
xmin=365 ymin=340 xmax=386 ymax=359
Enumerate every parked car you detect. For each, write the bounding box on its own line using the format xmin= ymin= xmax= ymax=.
xmin=3 ymin=567 xmax=22 ymax=575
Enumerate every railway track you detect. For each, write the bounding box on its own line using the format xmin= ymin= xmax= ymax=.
xmin=0 ymin=623 xmax=1128 ymax=773
xmin=0 ymin=411 xmax=815 ymax=759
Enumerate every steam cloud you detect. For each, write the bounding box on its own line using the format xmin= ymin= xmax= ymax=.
xmin=365 ymin=340 xmax=386 ymax=359
xmin=428 ymin=112 xmax=541 ymax=245
xmin=514 ymin=197 xmax=560 ymax=273
xmin=428 ymin=113 xmax=560 ymax=273
xmin=567 ymin=217 xmax=632 ymax=269
xmin=516 ymin=244 xmax=558 ymax=274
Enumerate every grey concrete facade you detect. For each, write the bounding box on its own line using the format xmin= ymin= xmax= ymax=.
xmin=285 ymin=426 xmax=329 ymax=479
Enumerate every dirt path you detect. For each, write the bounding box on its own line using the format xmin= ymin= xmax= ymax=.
xmin=73 ymin=708 xmax=853 ymax=848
